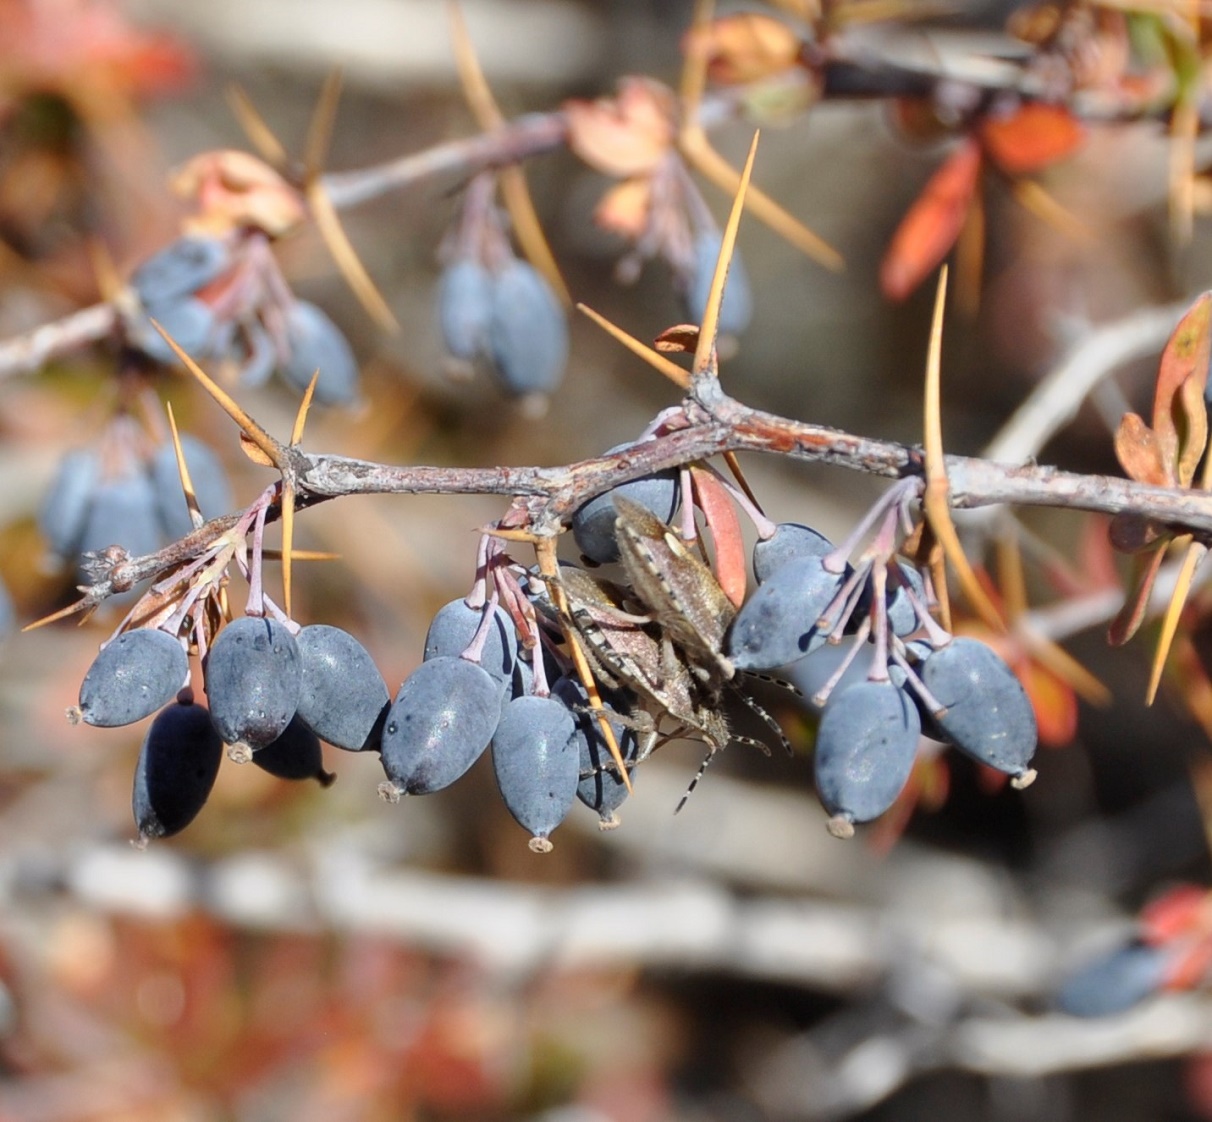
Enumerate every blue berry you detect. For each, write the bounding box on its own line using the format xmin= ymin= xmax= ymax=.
xmin=920 ymin=638 xmax=1037 ymax=781
xmin=78 ymin=628 xmax=190 ymax=728
xmin=295 ymin=624 xmax=389 ymax=752
xmin=492 ymin=694 xmax=579 ymax=850
xmin=205 ymin=617 xmax=301 ymax=749
xmin=486 ymin=259 xmax=567 ymax=397
xmin=814 ymin=679 xmax=920 ymax=836
xmin=379 ymin=656 xmax=500 ymax=796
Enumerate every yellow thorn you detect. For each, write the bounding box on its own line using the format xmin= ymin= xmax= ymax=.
xmin=447 ymin=1 xmax=571 ymax=305
xmin=681 ymin=132 xmax=844 ymax=271
xmin=1011 ymin=179 xmax=1097 ymax=245
xmin=535 ymin=539 xmax=632 ymax=791
xmin=680 ymin=0 xmax=716 ymax=109
xmin=292 ymin=370 xmax=320 ymax=447
xmin=723 ymin=451 xmax=762 ymax=514
xmin=303 ymin=70 xmax=344 ymax=184
xmin=151 ymin=319 xmax=286 ymax=468
xmin=22 ymin=599 xmax=91 ymax=631
xmin=1146 ymin=537 xmax=1205 ymax=705
xmin=920 ymin=267 xmax=1004 ymax=632
xmin=1019 ymin=627 xmax=1112 ymax=707
xmin=263 ymin=549 xmax=340 ymax=562
xmin=678 ymin=0 xmax=842 ymax=271
xmin=995 ymin=528 xmax=1026 ymax=623
xmin=281 ymin=484 xmax=296 ymax=620
xmin=693 ymin=130 xmax=759 ymax=379
xmin=87 ymin=239 xmax=123 ymax=305
xmin=577 ymin=303 xmax=690 ymax=390
xmin=306 ymin=181 xmax=400 ymax=333
xmin=165 ymin=403 xmax=204 ymax=530
xmin=225 ymin=84 xmax=289 ymax=166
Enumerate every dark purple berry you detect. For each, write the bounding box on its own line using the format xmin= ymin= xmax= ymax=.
xmin=133 ymin=694 xmax=223 ymax=840
xmin=131 ymin=235 xmax=230 ymax=305
xmin=726 ymin=555 xmax=846 ymax=671
xmin=571 ymin=447 xmax=680 ymax=565
xmin=252 ymin=714 xmax=335 ymax=785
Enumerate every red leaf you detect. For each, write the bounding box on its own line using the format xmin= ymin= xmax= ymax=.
xmin=1142 ymin=885 xmax=1211 ymax=944
xmin=1017 ymin=659 xmax=1078 ymax=748
xmin=1108 ymin=545 xmax=1168 ymax=646
xmin=689 ymin=466 xmax=747 ymax=608
xmin=979 ymin=103 xmax=1085 ymax=176
xmin=880 ymin=140 xmax=981 ymax=302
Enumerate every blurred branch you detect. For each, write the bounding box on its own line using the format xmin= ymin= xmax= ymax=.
xmin=0 ymin=303 xmax=118 ymax=378
xmin=983 ymin=302 xmax=1191 ymax=467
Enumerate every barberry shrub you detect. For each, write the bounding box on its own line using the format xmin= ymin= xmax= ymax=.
xmin=6 ymin=2 xmax=1212 ymax=1119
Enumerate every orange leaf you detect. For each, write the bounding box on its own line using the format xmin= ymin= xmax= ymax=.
xmin=689 ymin=466 xmax=747 ymax=609
xmin=1016 ymin=658 xmax=1078 ymax=747
xmin=594 ymin=177 xmax=652 ymax=239
xmin=682 ymin=14 xmax=802 ymax=86
xmin=1154 ymin=294 xmax=1211 ymax=440
xmin=979 ymin=103 xmax=1085 ymax=176
xmin=880 ymin=140 xmax=981 ymax=302
xmin=1114 ymin=412 xmax=1171 ymax=486
xmin=1153 ymin=293 xmax=1212 ymax=482
xmin=564 ymin=78 xmax=676 ymax=179
xmin=1176 ymin=373 xmax=1208 ymax=487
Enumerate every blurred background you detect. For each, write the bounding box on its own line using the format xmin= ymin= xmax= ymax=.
xmin=2 ymin=0 xmax=1212 ymax=1118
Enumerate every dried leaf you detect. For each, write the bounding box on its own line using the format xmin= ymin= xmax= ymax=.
xmin=979 ymin=103 xmax=1085 ymax=176
xmin=239 ymin=432 xmax=276 ymax=467
xmin=689 ymin=466 xmax=747 ymax=608
xmin=880 ymin=140 xmax=981 ymax=302
xmin=172 ymin=150 xmax=306 ymax=238
xmin=654 ymin=324 xmax=700 ymax=353
xmin=564 ymin=78 xmax=677 ymax=179
xmin=681 ymin=13 xmax=802 ymax=86
xmin=1114 ymin=411 xmax=1171 ymax=486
